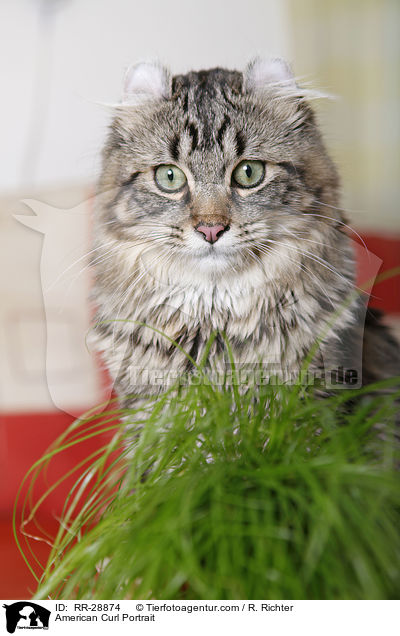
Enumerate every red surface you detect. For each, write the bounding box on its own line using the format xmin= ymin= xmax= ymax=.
xmin=355 ymin=233 xmax=400 ymax=314
xmin=0 ymin=515 xmax=59 ymax=599
xmin=1 ymin=231 xmax=399 ymax=600
xmin=1 ymin=412 xmax=75 ymax=514
xmin=0 ymin=409 xmax=117 ymax=599
xmin=0 ymin=412 xmax=74 ymax=598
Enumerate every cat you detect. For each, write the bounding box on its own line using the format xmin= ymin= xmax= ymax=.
xmin=90 ymin=58 xmax=400 ymax=408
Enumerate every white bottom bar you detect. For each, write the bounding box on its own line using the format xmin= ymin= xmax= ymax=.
xmin=1 ymin=599 xmax=399 ymax=636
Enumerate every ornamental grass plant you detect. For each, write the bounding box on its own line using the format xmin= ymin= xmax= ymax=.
xmin=15 ymin=346 xmax=400 ymax=600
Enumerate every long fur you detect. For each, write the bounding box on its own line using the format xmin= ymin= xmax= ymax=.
xmin=90 ymin=61 xmax=400 ymax=406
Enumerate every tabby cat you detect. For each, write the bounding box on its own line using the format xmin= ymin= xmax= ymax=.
xmin=91 ymin=58 xmax=399 ymax=406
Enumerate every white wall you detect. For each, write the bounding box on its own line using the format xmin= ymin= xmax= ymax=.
xmin=0 ymin=0 xmax=291 ymax=413
xmin=0 ymin=0 xmax=291 ymax=192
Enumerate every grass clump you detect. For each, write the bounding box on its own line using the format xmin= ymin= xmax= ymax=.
xmin=15 ymin=368 xmax=400 ymax=600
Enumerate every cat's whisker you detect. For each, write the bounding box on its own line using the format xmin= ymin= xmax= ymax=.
xmin=108 ymin=244 xmax=171 ymax=315
xmin=106 ymin=221 xmax=183 ymax=233
xmin=257 ymin=237 xmax=352 ymax=290
xmin=64 ymin=237 xmax=171 ymax=298
xmin=275 ymin=226 xmax=352 ymax=254
xmin=285 ymin=207 xmax=369 ymax=252
xmin=109 ymin=248 xmax=168 ymax=316
xmin=97 ymin=251 xmax=155 ymax=321
xmin=242 ymin=247 xmax=269 ymax=279
xmin=60 ymin=243 xmax=135 ymax=309
xmin=46 ymin=230 xmax=171 ymax=297
xmin=132 ymin=248 xmax=180 ymax=310
xmin=244 ymin=230 xmax=341 ymax=280
xmin=44 ymin=240 xmax=117 ymax=292
xmin=249 ymin=240 xmax=337 ymax=309
xmin=309 ymin=213 xmax=368 ymax=252
xmin=312 ymin=198 xmax=364 ymax=216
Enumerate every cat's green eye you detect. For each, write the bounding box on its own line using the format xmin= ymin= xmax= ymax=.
xmin=155 ymin=164 xmax=187 ymax=193
xmin=232 ymin=160 xmax=265 ymax=189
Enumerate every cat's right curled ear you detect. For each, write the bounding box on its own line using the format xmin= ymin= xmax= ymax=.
xmin=122 ymin=61 xmax=171 ymax=104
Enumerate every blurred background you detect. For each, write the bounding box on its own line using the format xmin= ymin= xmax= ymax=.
xmin=0 ymin=0 xmax=399 ymax=598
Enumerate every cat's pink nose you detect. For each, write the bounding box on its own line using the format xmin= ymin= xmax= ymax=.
xmin=195 ymin=224 xmax=228 ymax=244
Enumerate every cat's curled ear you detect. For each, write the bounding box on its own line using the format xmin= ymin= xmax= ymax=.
xmin=244 ymin=57 xmax=317 ymax=130
xmin=243 ymin=57 xmax=296 ymax=93
xmin=122 ymin=61 xmax=171 ymax=104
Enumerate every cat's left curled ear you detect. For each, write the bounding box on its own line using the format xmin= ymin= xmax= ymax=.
xmin=122 ymin=61 xmax=171 ymax=104
xmin=243 ymin=57 xmax=296 ymax=93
